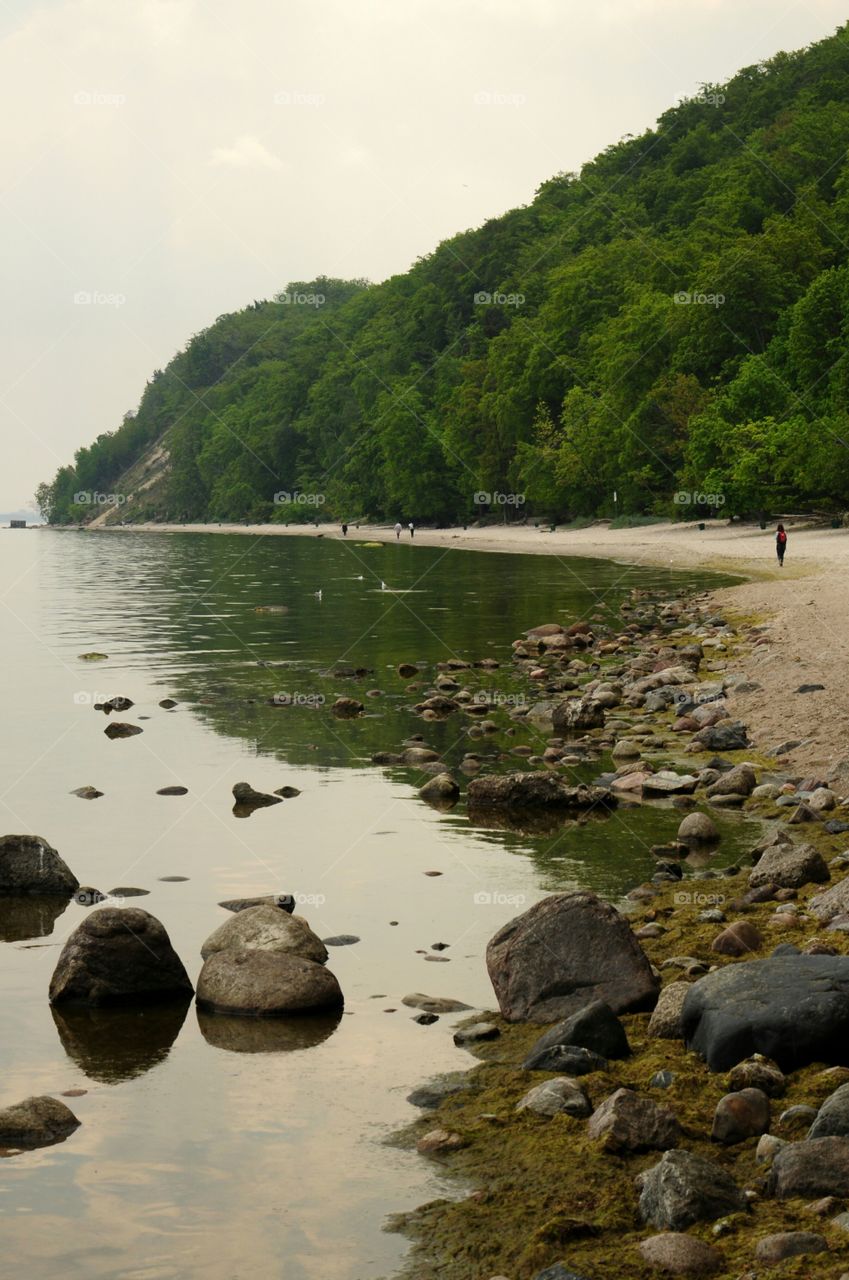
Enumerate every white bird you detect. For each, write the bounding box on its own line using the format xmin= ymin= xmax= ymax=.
xmin=313 ymin=589 xmax=322 ymax=600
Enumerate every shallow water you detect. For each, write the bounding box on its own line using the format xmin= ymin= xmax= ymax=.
xmin=0 ymin=530 xmax=755 ymax=1279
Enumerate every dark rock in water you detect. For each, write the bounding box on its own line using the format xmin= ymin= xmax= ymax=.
xmin=158 ymin=876 xmax=189 ymax=882
xmin=274 ymin=786 xmax=301 ymax=798
xmin=52 ymin=999 xmax=190 ymax=1083
xmin=231 ymin=782 xmax=282 ymax=812
xmin=102 ymin=696 xmax=134 ymax=712
xmin=219 ymin=894 xmax=295 ymax=914
xmin=453 ymin=1022 xmax=500 ymax=1046
xmin=74 ymin=886 xmax=105 ymax=906
xmin=711 ymin=1087 xmax=770 ymax=1145
xmin=524 ymin=999 xmax=630 ymax=1061
xmin=487 ymin=891 xmax=659 ymax=1024
xmin=157 ymin=786 xmax=188 ymax=796
xmin=682 ymin=955 xmax=849 ymax=1071
xmin=108 ymin=887 xmax=149 ymax=897
xmin=523 ymin=1043 xmax=609 ymax=1075
xmin=104 ymin=722 xmax=143 ymax=739
xmin=406 ymin=1073 xmax=470 ymax=1108
xmin=322 ymin=935 xmax=360 ymax=947
xmin=401 ymin=993 xmax=472 ymax=1014
xmin=159 ymin=699 xmax=178 ymax=709
xmin=588 ymin=1087 xmax=681 ymax=1152
xmin=636 ymin=1149 xmax=748 ymax=1229
xmin=0 ymin=1095 xmax=80 ymax=1149
xmin=767 ymin=1137 xmax=849 ymax=1198
xmin=332 ymin=697 xmax=364 ymax=718
xmin=196 ymin=949 xmax=343 ymax=1016
xmin=468 ymin=773 xmax=616 ymax=815
xmin=70 ymin=786 xmax=103 ymax=800
xmin=419 ymin=772 xmax=460 ymax=807
xmin=808 ymin=1082 xmax=849 ymax=1139
xmin=49 ymin=908 xmax=193 ymax=1007
xmin=413 ymin=1013 xmax=438 ymax=1025
xmin=0 ymin=834 xmax=78 ymax=896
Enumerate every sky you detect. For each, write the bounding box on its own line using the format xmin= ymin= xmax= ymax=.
xmin=1 ymin=0 xmax=847 ymax=513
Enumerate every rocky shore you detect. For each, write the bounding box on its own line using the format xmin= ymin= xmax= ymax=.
xmin=382 ymin=589 xmax=849 ymax=1279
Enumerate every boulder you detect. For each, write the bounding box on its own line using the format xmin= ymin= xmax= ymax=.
xmin=636 ymin=1149 xmax=747 ymax=1230
xmin=710 ymin=921 xmax=761 ymax=956
xmin=808 ymin=1082 xmax=849 ymax=1139
xmin=196 ymin=949 xmax=343 ymax=1016
xmin=638 ymin=1233 xmax=723 ymax=1275
xmin=418 ymin=773 xmax=460 ymax=806
xmin=677 ymin=813 xmax=719 ymax=845
xmin=468 ymin=773 xmax=616 ymax=814
xmin=0 ymin=834 xmax=78 ymax=896
xmin=768 ymin=1138 xmax=849 ymax=1198
xmin=0 ymin=1095 xmax=80 ymax=1148
xmin=691 ymin=721 xmax=749 ymax=752
xmin=487 ymin=892 xmax=659 ymax=1023
xmin=200 ymin=905 xmax=327 ymax=964
xmin=749 ymin=840 xmax=829 ymax=890
xmin=588 ymin=1088 xmax=681 ymax=1152
xmin=755 ymin=1232 xmax=828 ymax=1265
xmin=552 ymin=697 xmax=605 ymax=733
xmin=49 ymin=908 xmax=192 ymax=1006
xmin=809 ymin=877 xmax=849 ymax=923
xmin=648 ymin=982 xmax=690 ymax=1040
xmin=681 ymin=955 xmax=849 ymax=1071
xmin=515 ymin=1077 xmax=591 ymax=1118
xmin=523 ymin=999 xmax=630 ymax=1061
xmin=711 ymin=1087 xmax=770 ymax=1144
xmin=727 ymin=1055 xmax=785 ymax=1098
xmin=705 ymin=765 xmax=756 ymax=798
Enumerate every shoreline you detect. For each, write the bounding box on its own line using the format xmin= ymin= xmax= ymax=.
xmin=75 ymin=519 xmax=849 ymax=779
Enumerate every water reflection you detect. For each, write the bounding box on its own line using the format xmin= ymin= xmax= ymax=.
xmin=51 ymin=998 xmax=191 ymax=1083
xmin=197 ymin=1007 xmax=343 ymax=1054
xmin=0 ymin=894 xmax=71 ymax=942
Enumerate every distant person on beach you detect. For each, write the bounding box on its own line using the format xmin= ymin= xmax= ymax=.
xmin=408 ymin=521 xmax=414 ymax=539
xmin=776 ymin=522 xmax=787 ymax=567
xmin=394 ymin=522 xmax=402 ymax=540
xmin=341 ymin=523 xmax=348 ymax=537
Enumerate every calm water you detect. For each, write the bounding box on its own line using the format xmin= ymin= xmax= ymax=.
xmin=0 ymin=530 xmax=755 ymax=1279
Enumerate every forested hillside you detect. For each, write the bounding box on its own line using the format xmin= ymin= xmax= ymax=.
xmin=40 ymin=24 xmax=849 ymax=526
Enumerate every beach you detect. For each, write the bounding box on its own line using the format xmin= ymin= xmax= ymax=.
xmin=90 ymin=517 xmax=849 ymax=782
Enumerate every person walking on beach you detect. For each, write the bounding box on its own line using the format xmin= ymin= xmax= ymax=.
xmin=408 ymin=521 xmax=414 ymax=539
xmin=341 ymin=522 xmax=348 ymax=537
xmin=776 ymin=522 xmax=787 ymax=567
xmin=394 ymin=521 xmax=402 ymax=541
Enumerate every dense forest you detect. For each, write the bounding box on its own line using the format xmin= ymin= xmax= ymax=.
xmin=39 ymin=24 xmax=849 ymax=526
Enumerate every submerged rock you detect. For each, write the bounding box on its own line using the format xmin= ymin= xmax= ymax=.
xmin=231 ymin=782 xmax=282 ymax=812
xmin=103 ymin=722 xmax=143 ymax=739
xmin=468 ymin=773 xmax=616 ymax=814
xmin=418 ymin=772 xmax=460 ymax=807
xmin=49 ymin=908 xmax=193 ymax=1007
xmin=0 ymin=1095 xmax=80 ymax=1149
xmin=487 ymin=892 xmax=659 ymax=1023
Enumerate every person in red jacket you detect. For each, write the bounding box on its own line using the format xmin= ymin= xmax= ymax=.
xmin=776 ymin=522 xmax=787 ymax=567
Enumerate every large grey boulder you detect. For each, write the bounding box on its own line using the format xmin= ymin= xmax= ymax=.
xmin=809 ymin=876 xmax=849 ymax=923
xmin=706 ymin=765 xmax=756 ymax=798
xmin=767 ymin=1137 xmax=849 ymax=1198
xmin=0 ymin=1095 xmax=80 ymax=1149
xmin=681 ymin=955 xmax=849 ymax=1071
xmin=200 ymin=906 xmax=327 ymax=964
xmin=487 ymin=892 xmax=659 ymax=1023
xmin=636 ymin=1149 xmax=747 ymax=1229
xmin=551 ymin=696 xmax=605 ymax=733
xmin=749 ymin=840 xmax=829 ymax=890
xmin=0 ymin=835 xmax=78 ymax=896
xmin=692 ymin=720 xmax=749 ymax=751
xmin=196 ymin=949 xmax=343 ymax=1016
xmin=49 ymin=908 xmax=193 ymax=1006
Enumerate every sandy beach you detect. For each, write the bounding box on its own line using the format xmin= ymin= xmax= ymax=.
xmin=90 ymin=517 xmax=849 ymax=780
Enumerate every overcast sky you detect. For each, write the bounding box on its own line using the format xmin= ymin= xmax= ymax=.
xmin=2 ymin=0 xmax=846 ymax=512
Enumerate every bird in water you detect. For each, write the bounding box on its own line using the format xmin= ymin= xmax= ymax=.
xmin=313 ymin=589 xmax=322 ymax=601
